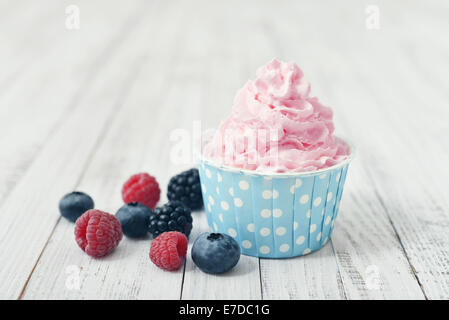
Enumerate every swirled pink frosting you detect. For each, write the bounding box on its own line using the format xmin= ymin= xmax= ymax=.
xmin=203 ymin=59 xmax=350 ymax=172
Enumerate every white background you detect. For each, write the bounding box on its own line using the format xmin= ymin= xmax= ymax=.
xmin=0 ymin=0 xmax=448 ymax=299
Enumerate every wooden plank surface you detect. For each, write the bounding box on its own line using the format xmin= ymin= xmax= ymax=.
xmin=0 ymin=0 xmax=448 ymax=300
xmin=0 ymin=0 xmax=150 ymax=299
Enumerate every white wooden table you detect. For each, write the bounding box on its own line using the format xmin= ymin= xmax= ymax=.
xmin=1 ymin=0 xmax=448 ymax=300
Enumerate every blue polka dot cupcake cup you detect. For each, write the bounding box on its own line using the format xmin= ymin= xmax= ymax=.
xmin=198 ymin=145 xmax=353 ymax=258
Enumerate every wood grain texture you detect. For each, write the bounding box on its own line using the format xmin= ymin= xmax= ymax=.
xmin=336 ymin=8 xmax=449 ymax=297
xmin=0 ymin=0 xmax=145 ymax=201
xmin=0 ymin=0 xmax=149 ymax=299
xmin=252 ymin=0 xmax=425 ymax=299
xmin=0 ymin=0 xmax=448 ymax=299
xmin=182 ymin=211 xmax=262 ymax=300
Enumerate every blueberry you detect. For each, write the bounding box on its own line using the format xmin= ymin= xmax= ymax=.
xmin=115 ymin=202 xmax=153 ymax=238
xmin=59 ymin=191 xmax=94 ymax=222
xmin=191 ymin=232 xmax=241 ymax=274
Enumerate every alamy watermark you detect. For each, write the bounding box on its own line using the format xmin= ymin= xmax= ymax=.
xmin=65 ymin=5 xmax=80 ymax=30
xmin=365 ymin=5 xmax=380 ymax=30
xmin=169 ymin=120 xmax=281 ymax=167
xmin=365 ymin=265 xmax=382 ymax=290
xmin=65 ymin=265 xmax=81 ymax=290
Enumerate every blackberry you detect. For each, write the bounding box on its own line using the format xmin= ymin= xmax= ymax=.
xmin=167 ymin=168 xmax=203 ymax=210
xmin=148 ymin=201 xmax=193 ymax=238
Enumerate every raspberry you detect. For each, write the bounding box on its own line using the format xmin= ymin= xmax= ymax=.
xmin=122 ymin=173 xmax=160 ymax=209
xmin=150 ymin=231 xmax=188 ymax=271
xmin=75 ymin=209 xmax=122 ymax=257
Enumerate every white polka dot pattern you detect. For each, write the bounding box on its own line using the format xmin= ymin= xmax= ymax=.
xmin=228 ymin=228 xmax=237 ymax=238
xmin=234 ymin=198 xmax=243 ymax=207
xmin=260 ymin=227 xmax=271 ymax=237
xmin=296 ymin=235 xmax=305 ymax=245
xmin=221 ymin=201 xmax=229 ymax=211
xmin=273 ymin=209 xmax=282 ymax=218
xmin=242 ymin=240 xmax=252 ymax=249
xmin=260 ymin=209 xmax=271 ymax=218
xmin=197 ymin=161 xmax=350 ymax=258
xmin=259 ymin=246 xmax=270 ymax=254
xmin=239 ymin=180 xmax=249 ymax=190
xmin=290 ymin=185 xmax=296 ymax=194
xmin=276 ymin=227 xmax=286 ymax=236
xmin=262 ymin=190 xmax=272 ymax=199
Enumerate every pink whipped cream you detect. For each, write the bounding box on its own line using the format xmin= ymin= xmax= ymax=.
xmin=203 ymin=59 xmax=350 ymax=172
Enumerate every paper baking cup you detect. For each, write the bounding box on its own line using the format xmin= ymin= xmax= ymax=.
xmin=198 ymin=149 xmax=352 ymax=258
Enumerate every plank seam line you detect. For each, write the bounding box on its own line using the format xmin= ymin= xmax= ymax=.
xmin=329 ymin=239 xmax=348 ymax=300
xmin=258 ymin=258 xmax=264 ymax=300
xmin=347 ymin=48 xmax=435 ymax=300
xmin=327 ymin=168 xmax=349 ymax=299
xmin=17 ymin=216 xmax=62 ymax=299
xmin=16 ymin=37 xmax=150 ymax=300
xmin=373 ymin=189 xmax=428 ymax=300
xmin=179 ymin=262 xmax=187 ymax=300
xmin=16 ymin=93 xmax=118 ymax=299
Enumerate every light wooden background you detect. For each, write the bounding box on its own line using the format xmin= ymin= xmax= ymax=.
xmin=0 ymin=0 xmax=448 ymax=300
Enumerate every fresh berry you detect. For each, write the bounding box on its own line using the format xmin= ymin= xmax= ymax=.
xmin=150 ymin=231 xmax=188 ymax=271
xmin=59 ymin=191 xmax=94 ymax=222
xmin=167 ymin=168 xmax=203 ymax=210
xmin=115 ymin=202 xmax=153 ymax=238
xmin=75 ymin=209 xmax=122 ymax=257
xmin=191 ymin=232 xmax=240 ymax=274
xmin=148 ymin=201 xmax=193 ymax=238
xmin=122 ymin=173 xmax=160 ymax=209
